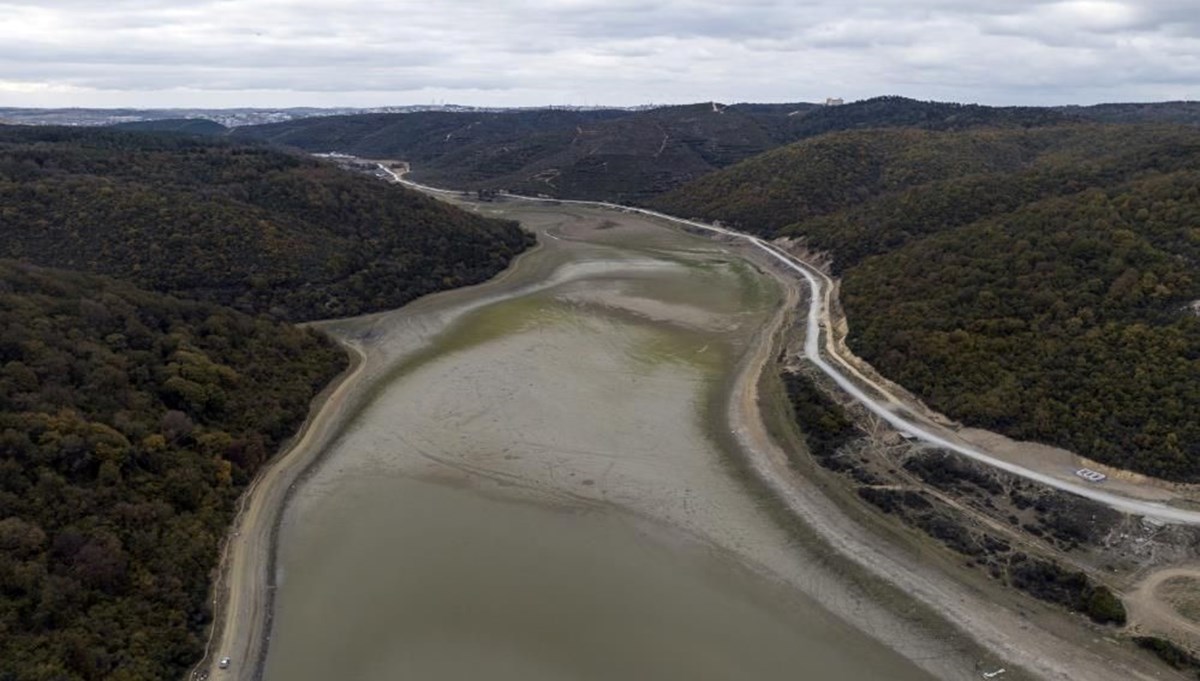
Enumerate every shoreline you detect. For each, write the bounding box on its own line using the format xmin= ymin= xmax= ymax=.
xmin=189 ymin=341 xmax=367 ymax=681
xmin=198 ymin=189 xmax=1178 ymax=681
xmin=724 ymin=243 xmax=1171 ymax=680
xmin=189 ymin=232 xmax=551 ymax=681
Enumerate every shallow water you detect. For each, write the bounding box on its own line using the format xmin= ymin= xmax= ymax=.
xmin=262 ymin=207 xmax=935 ymax=681
xmin=265 ymin=479 xmax=929 ymax=681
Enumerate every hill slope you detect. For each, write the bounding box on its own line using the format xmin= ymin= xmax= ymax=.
xmin=0 ymin=261 xmax=346 ymax=680
xmin=656 ymin=125 xmax=1200 ymax=481
xmin=109 ymin=118 xmax=228 ymax=135
xmin=230 ymin=108 xmax=629 ymax=164
xmin=0 ymin=126 xmax=532 ymax=321
xmin=233 ymin=104 xmax=807 ymax=202
xmin=1060 ymin=101 xmax=1200 ymax=126
xmin=231 ymin=97 xmax=1075 ymax=202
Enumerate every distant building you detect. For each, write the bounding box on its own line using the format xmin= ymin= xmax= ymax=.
xmin=825 ymin=98 xmax=845 ymax=106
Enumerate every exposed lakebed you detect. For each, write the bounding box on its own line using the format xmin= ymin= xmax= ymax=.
xmin=261 ymin=206 xmax=935 ymax=680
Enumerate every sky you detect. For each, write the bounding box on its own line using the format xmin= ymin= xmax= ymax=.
xmin=0 ymin=0 xmax=1196 ymax=109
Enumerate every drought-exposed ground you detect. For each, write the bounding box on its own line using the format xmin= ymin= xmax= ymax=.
xmin=201 ymin=191 xmax=1189 ymax=681
xmin=263 ymin=206 xmax=945 ymax=680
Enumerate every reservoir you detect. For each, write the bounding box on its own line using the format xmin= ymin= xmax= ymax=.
xmin=261 ymin=204 xmax=937 ymax=680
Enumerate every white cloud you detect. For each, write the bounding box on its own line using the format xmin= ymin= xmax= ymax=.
xmin=0 ymin=0 xmax=1195 ymax=107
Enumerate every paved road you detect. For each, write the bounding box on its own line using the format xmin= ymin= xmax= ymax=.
xmin=381 ymin=163 xmax=1200 ymax=526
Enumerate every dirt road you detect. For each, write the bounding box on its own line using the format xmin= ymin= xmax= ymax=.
xmin=1127 ymin=567 xmax=1200 ymax=643
xmin=189 ymin=341 xmax=368 ymax=681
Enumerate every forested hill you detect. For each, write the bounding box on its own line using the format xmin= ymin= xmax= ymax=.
xmin=230 ymin=108 xmax=630 ymax=162
xmin=231 ymin=97 xmax=1072 ymax=203
xmin=781 ymin=95 xmax=1073 ymax=138
xmin=1057 ymin=101 xmax=1200 ymax=126
xmin=232 ymin=104 xmax=808 ymax=202
xmin=0 ymin=125 xmax=532 ymax=321
xmin=0 ymin=261 xmax=347 ymax=679
xmin=656 ymin=124 xmax=1200 ymax=481
xmin=109 ymin=118 xmax=228 ymax=135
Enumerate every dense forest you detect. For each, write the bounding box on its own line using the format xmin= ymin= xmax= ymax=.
xmin=659 ymin=125 xmax=1200 ymax=481
xmin=232 ymin=96 xmax=1082 ymax=203
xmin=0 ymin=126 xmax=538 ymax=678
xmin=110 ymin=119 xmax=229 ymax=135
xmin=0 ymin=261 xmax=347 ymax=679
xmin=1056 ymin=101 xmax=1200 ymax=126
xmin=234 ymin=104 xmax=804 ymax=202
xmin=0 ymin=126 xmax=532 ymax=321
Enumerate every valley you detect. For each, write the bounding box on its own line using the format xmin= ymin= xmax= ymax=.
xmin=6 ymin=2 xmax=1200 ymax=678
xmin=199 ymin=183 xmax=1193 ymax=680
xmin=1 ymin=96 xmax=1198 ymax=681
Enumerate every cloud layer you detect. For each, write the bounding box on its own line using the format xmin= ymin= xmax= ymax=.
xmin=0 ymin=0 xmax=1196 ymax=107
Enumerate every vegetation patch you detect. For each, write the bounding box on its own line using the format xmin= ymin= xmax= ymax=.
xmin=1133 ymin=636 xmax=1200 ymax=678
xmin=1008 ymin=554 xmax=1126 ymax=625
xmin=779 ymin=371 xmax=860 ymax=470
xmin=0 ymin=262 xmax=346 ymax=680
xmin=779 ymin=370 xmax=1127 ymax=626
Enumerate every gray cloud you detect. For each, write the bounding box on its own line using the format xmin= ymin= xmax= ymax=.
xmin=0 ymin=0 xmax=1196 ymax=107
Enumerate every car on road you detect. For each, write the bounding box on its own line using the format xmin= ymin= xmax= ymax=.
xmin=219 ymin=657 xmax=231 ymax=670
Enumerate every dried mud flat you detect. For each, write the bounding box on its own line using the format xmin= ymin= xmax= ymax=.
xmin=204 ymin=199 xmax=1185 ymax=681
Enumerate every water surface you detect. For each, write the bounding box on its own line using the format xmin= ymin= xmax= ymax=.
xmin=263 ymin=206 xmax=937 ymax=680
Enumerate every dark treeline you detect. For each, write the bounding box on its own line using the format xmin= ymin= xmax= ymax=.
xmin=659 ymin=125 xmax=1200 ymax=481
xmin=0 ymin=125 xmax=532 ymax=321
xmin=109 ymin=119 xmax=229 ymax=135
xmin=231 ymin=96 xmax=1084 ymax=204
xmin=0 ymin=261 xmax=347 ymax=679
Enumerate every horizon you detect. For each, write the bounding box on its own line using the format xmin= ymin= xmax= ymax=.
xmin=3 ymin=94 xmax=1198 ymax=115
xmin=2 ymin=1 xmax=1197 ymax=110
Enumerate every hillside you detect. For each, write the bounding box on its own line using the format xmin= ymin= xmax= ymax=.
xmin=232 ymin=97 xmax=1074 ymax=202
xmin=781 ymin=95 xmax=1073 ymax=138
xmin=0 ymin=261 xmax=346 ymax=680
xmin=655 ymin=125 xmax=1200 ymax=481
xmin=109 ymin=118 xmax=228 ymax=135
xmin=233 ymin=104 xmax=800 ymax=202
xmin=230 ymin=108 xmax=630 ymax=164
xmin=0 ymin=125 xmax=532 ymax=321
xmin=410 ymin=103 xmax=825 ymax=202
xmin=1060 ymin=101 xmax=1200 ymax=126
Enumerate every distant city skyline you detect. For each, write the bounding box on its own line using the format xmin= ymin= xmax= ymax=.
xmin=0 ymin=0 xmax=1196 ymax=109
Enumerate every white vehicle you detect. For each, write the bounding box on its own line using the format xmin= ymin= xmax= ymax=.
xmin=218 ymin=657 xmax=231 ymax=670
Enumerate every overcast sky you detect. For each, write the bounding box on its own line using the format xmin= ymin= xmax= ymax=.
xmin=0 ymin=0 xmax=1196 ymax=109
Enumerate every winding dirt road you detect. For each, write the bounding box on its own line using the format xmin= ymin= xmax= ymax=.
xmin=190 ymin=342 xmax=368 ymax=681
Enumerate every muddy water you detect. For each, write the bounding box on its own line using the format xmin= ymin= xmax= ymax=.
xmin=262 ymin=206 xmax=936 ymax=681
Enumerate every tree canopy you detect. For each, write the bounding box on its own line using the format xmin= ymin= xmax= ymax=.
xmin=0 ymin=261 xmax=346 ymax=679
xmin=657 ymin=124 xmax=1200 ymax=480
xmin=0 ymin=125 xmax=532 ymax=321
